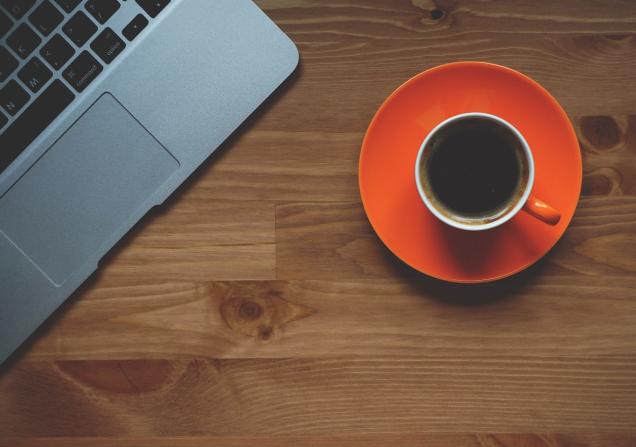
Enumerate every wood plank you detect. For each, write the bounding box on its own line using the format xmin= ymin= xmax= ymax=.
xmin=16 ymin=274 xmax=636 ymax=360
xmin=178 ymin=130 xmax=361 ymax=202
xmin=2 ymin=358 xmax=636 ymax=435
xmin=91 ymin=200 xmax=276 ymax=285
xmin=4 ymin=434 xmax=636 ymax=447
xmin=275 ymin=195 xmax=636 ymax=279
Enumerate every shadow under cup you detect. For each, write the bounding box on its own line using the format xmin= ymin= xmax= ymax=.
xmin=417 ymin=114 xmax=532 ymax=229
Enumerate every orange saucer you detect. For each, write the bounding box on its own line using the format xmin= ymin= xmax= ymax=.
xmin=359 ymin=62 xmax=582 ymax=283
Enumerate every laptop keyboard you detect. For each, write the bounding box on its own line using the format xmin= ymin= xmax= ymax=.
xmin=0 ymin=0 xmax=170 ymax=174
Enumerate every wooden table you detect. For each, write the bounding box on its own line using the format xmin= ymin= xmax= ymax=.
xmin=2 ymin=1 xmax=636 ymax=445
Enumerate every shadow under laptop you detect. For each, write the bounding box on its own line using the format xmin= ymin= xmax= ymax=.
xmin=0 ymin=63 xmax=302 ymax=375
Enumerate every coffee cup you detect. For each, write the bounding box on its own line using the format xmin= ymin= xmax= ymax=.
xmin=414 ymin=112 xmax=560 ymax=231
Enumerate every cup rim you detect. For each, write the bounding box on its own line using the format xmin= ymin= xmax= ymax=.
xmin=414 ymin=112 xmax=535 ymax=231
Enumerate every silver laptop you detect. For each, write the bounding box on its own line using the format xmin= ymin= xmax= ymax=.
xmin=0 ymin=0 xmax=298 ymax=364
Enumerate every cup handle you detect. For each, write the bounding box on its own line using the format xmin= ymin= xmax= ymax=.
xmin=523 ymin=195 xmax=561 ymax=225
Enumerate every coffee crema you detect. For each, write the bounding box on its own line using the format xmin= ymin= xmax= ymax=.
xmin=419 ymin=117 xmax=530 ymax=225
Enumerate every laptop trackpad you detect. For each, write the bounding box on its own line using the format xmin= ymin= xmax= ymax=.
xmin=0 ymin=93 xmax=179 ymax=286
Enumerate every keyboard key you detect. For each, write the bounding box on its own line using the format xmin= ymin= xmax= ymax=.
xmin=0 ymin=110 xmax=6 ymax=129
xmin=63 ymin=50 xmax=102 ymax=92
xmin=0 ymin=80 xmax=29 ymax=116
xmin=63 ymin=11 xmax=97 ymax=47
xmin=0 ymin=80 xmax=74 ymax=173
xmin=1 ymin=0 xmax=35 ymax=19
xmin=0 ymin=9 xmax=11 ymax=37
xmin=0 ymin=46 xmax=19 ymax=82
xmin=29 ymin=0 xmax=63 ymax=36
xmin=40 ymin=34 xmax=74 ymax=69
xmin=53 ymin=0 xmax=80 ymax=13
xmin=91 ymin=27 xmax=125 ymax=64
xmin=122 ymin=13 xmax=147 ymax=41
xmin=85 ymin=0 xmax=120 ymax=24
xmin=7 ymin=23 xmax=41 ymax=59
xmin=18 ymin=57 xmax=52 ymax=93
xmin=135 ymin=0 xmax=169 ymax=18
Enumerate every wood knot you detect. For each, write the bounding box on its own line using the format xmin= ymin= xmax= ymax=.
xmin=411 ymin=1 xmax=449 ymax=25
xmin=237 ymin=299 xmax=262 ymax=321
xmin=579 ymin=116 xmax=622 ymax=150
xmin=582 ymin=167 xmax=623 ymax=196
xmin=258 ymin=325 xmax=273 ymax=341
xmin=219 ymin=286 xmax=316 ymax=342
xmin=430 ymin=9 xmax=444 ymax=20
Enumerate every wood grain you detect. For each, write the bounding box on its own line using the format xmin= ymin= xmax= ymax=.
xmin=182 ymin=130 xmax=361 ymax=202
xmin=2 ymin=357 xmax=636 ymax=435
xmin=2 ymin=0 xmax=636 ymax=445
xmin=4 ymin=434 xmax=635 ymax=447
xmin=95 ymin=199 xmax=276 ymax=284
xmin=14 ymin=274 xmax=636 ymax=360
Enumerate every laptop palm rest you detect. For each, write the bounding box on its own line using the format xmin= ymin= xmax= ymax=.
xmin=0 ymin=93 xmax=179 ymax=287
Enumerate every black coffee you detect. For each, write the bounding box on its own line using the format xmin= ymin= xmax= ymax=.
xmin=425 ymin=119 xmax=523 ymax=218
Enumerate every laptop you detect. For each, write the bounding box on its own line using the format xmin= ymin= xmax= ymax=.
xmin=0 ymin=0 xmax=298 ymax=364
